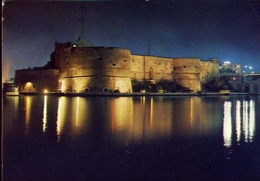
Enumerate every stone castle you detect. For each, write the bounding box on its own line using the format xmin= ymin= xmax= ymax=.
xmin=14 ymin=37 xmax=220 ymax=93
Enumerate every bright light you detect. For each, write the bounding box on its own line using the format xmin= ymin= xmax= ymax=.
xmin=224 ymin=61 xmax=230 ymax=64
xmin=245 ymin=66 xmax=247 ymax=68
xmin=223 ymin=101 xmax=232 ymax=148
xmin=44 ymin=89 xmax=48 ymax=93
xmin=26 ymin=82 xmax=32 ymax=86
xmin=249 ymin=66 xmax=252 ymax=69
xmin=42 ymin=95 xmax=48 ymax=132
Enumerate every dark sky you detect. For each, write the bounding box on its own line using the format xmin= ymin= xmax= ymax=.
xmin=2 ymin=0 xmax=260 ymax=80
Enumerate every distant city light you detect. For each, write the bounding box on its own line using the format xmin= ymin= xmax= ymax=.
xmin=224 ymin=61 xmax=230 ymax=64
xmin=243 ymin=65 xmax=255 ymax=74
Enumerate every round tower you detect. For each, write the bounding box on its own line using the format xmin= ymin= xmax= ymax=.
xmin=173 ymin=58 xmax=201 ymax=92
xmin=58 ymin=45 xmax=132 ymax=93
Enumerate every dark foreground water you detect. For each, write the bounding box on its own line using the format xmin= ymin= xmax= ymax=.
xmin=3 ymin=95 xmax=260 ymax=180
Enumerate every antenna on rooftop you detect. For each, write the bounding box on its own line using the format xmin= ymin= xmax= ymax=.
xmin=78 ymin=3 xmax=86 ymax=40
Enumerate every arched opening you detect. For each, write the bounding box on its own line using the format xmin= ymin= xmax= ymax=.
xmin=103 ymin=87 xmax=109 ymax=92
xmin=23 ymin=82 xmax=34 ymax=92
xmin=244 ymin=83 xmax=250 ymax=93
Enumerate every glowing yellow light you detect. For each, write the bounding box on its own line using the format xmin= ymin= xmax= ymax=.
xmin=25 ymin=96 xmax=32 ymax=135
xmin=44 ymin=89 xmax=48 ymax=93
xmin=42 ymin=95 xmax=47 ymax=132
xmin=26 ymin=82 xmax=32 ymax=86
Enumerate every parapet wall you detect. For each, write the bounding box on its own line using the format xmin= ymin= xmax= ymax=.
xmin=130 ymin=55 xmax=174 ymax=83
xmin=15 ymin=69 xmax=60 ymax=92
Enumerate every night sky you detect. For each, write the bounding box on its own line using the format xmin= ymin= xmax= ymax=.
xmin=2 ymin=0 xmax=260 ymax=81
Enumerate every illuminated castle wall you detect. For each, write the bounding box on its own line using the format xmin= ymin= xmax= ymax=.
xmin=15 ymin=39 xmax=220 ymax=93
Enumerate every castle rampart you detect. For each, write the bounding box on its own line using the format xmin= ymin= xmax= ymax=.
xmin=14 ymin=40 xmax=220 ymax=93
xmin=15 ymin=69 xmax=59 ymax=92
xmin=130 ymin=55 xmax=173 ymax=83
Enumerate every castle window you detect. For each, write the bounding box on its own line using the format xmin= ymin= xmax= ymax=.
xmin=132 ymin=59 xmax=134 ymax=63
xmin=112 ymin=63 xmax=116 ymax=66
xmin=183 ymin=66 xmax=186 ymax=68
xmin=124 ymin=60 xmax=127 ymax=62
xmin=98 ymin=57 xmax=102 ymax=60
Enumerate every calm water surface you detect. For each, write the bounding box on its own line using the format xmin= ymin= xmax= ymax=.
xmin=3 ymin=95 xmax=260 ymax=180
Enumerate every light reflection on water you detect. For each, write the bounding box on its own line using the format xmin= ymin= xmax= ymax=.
xmin=223 ymin=101 xmax=232 ymax=147
xmin=223 ymin=99 xmax=256 ymax=148
xmin=3 ymin=95 xmax=260 ymax=180
xmin=56 ymin=96 xmax=91 ymax=142
xmin=4 ymin=96 xmax=258 ymax=147
xmin=42 ymin=95 xmax=47 ymax=132
xmin=25 ymin=96 xmax=32 ymax=135
xmin=4 ymin=96 xmax=258 ymax=145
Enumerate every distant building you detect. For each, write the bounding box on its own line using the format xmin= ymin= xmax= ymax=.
xmin=219 ymin=61 xmax=242 ymax=75
xmin=227 ymin=74 xmax=260 ymax=93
